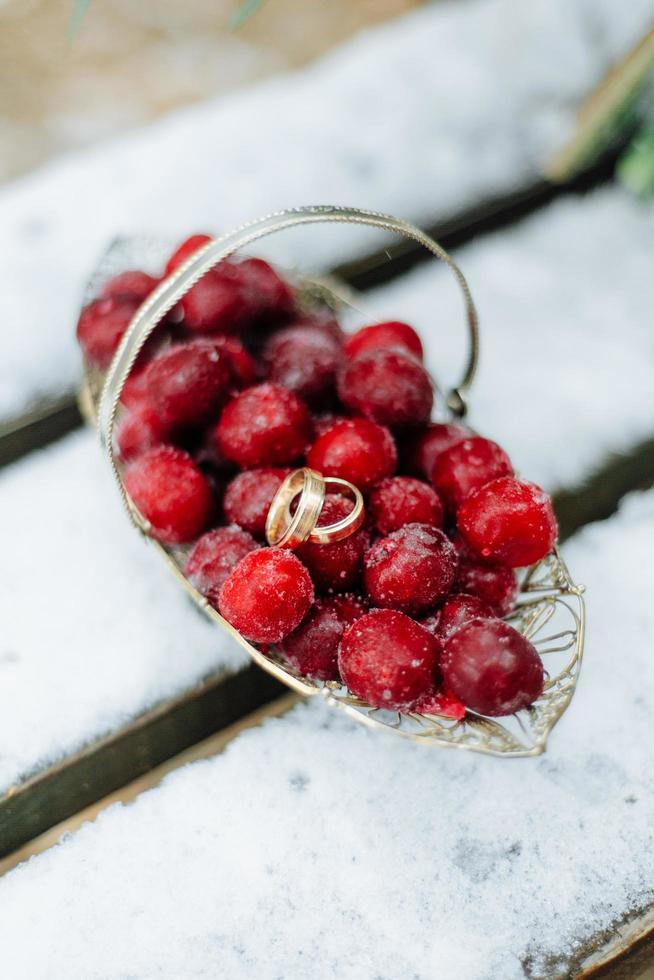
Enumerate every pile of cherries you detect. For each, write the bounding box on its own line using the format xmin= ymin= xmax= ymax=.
xmin=77 ymin=235 xmax=558 ymax=720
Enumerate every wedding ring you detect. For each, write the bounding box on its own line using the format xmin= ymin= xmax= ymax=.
xmin=265 ymin=468 xmax=365 ymax=550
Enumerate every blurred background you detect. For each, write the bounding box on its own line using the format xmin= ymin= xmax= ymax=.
xmin=0 ymin=0 xmax=415 ymax=182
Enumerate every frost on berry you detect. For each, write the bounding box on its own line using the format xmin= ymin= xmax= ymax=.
xmin=338 ymin=609 xmax=441 ymax=710
xmin=338 ymin=348 xmax=433 ymax=428
xmin=185 ymin=526 xmax=259 ymax=607
xmin=218 ymin=548 xmax=314 ymax=644
xmin=363 ymin=523 xmax=458 ymax=615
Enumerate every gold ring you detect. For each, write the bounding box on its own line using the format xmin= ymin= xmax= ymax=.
xmin=265 ymin=468 xmax=365 ymax=550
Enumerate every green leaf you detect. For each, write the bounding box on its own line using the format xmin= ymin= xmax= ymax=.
xmin=229 ymin=0 xmax=265 ymax=30
xmin=67 ymin=0 xmax=93 ymax=40
xmin=618 ymin=123 xmax=654 ymax=199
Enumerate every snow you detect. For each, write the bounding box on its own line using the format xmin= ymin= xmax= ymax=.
xmin=2 ymin=489 xmax=653 ymax=979
xmin=0 ymin=430 xmax=247 ymax=791
xmin=1 ymin=0 xmax=651 ymax=422
xmin=360 ymin=187 xmax=654 ymax=491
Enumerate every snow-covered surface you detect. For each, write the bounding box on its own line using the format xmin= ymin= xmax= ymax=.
xmin=0 ymin=430 xmax=247 ymax=791
xmin=1 ymin=0 xmax=652 ymax=421
xmin=2 ymin=489 xmax=653 ymax=979
xmin=361 ymin=187 xmax=654 ymax=491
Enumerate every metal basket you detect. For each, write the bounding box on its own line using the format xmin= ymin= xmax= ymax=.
xmin=80 ymin=206 xmax=585 ymax=758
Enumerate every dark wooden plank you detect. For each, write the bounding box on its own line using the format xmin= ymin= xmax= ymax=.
xmin=0 ymin=152 xmax=622 ymax=473
xmin=0 ymin=664 xmax=283 ymax=858
xmin=0 ymin=396 xmax=82 ymax=469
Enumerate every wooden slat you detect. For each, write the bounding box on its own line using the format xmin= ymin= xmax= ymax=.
xmin=0 ymin=152 xmax=621 ymax=473
xmin=0 ymin=665 xmax=283 ymax=859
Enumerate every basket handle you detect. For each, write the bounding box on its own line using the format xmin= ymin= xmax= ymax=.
xmin=98 ymin=205 xmax=479 ymax=530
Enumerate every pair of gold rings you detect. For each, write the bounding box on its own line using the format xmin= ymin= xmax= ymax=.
xmin=265 ymin=467 xmax=365 ymax=550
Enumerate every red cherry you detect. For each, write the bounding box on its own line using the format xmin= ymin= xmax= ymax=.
xmin=143 ymin=340 xmax=232 ymax=428
xmin=238 ymin=257 xmax=296 ymax=319
xmin=116 ymin=402 xmax=170 ymax=461
xmin=363 ymin=523 xmax=458 ymax=616
xmin=280 ymin=593 xmax=368 ymax=682
xmin=165 ymin=234 xmax=212 ymax=276
xmin=455 ymin=554 xmax=518 ymax=617
xmin=223 ymin=467 xmax=290 ymax=539
xmin=426 ymin=593 xmax=493 ymax=640
xmin=76 ymin=295 xmax=140 ymax=370
xmin=119 ymin=339 xmax=165 ymax=408
xmin=124 ymin=447 xmax=212 ymax=545
xmin=457 ymin=476 xmax=558 ymax=568
xmin=338 ymin=348 xmax=433 ymax=428
xmin=185 ymin=526 xmax=259 ymax=607
xmin=311 ymin=413 xmax=347 ymax=439
xmin=441 ymin=618 xmax=544 ymax=716
xmin=339 ymin=609 xmax=441 ymax=710
xmin=218 ymin=548 xmax=314 ymax=644
xmin=412 ymin=686 xmax=466 ymax=720
xmin=297 ymin=494 xmax=368 ymax=593
xmin=215 ymin=383 xmax=311 ymax=468
xmin=369 ymin=476 xmax=444 ymax=534
xmin=100 ymin=270 xmax=159 ymax=303
xmin=344 ymin=321 xmax=423 ymax=361
xmin=402 ymin=422 xmax=472 ymax=479
xmin=290 ymin=311 xmax=344 ymax=345
xmin=263 ymin=326 xmax=342 ymax=406
xmin=431 ymin=436 xmax=513 ymax=511
xmin=206 ymin=336 xmax=258 ymax=389
xmin=181 ymin=261 xmax=250 ymax=334
xmin=307 ymin=418 xmax=396 ymax=493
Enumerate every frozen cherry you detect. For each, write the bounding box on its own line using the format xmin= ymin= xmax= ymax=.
xmin=218 ymin=548 xmax=314 ymax=644
xmin=116 ymin=402 xmax=170 ymax=461
xmin=143 ymin=340 xmax=231 ymax=428
xmin=290 ymin=311 xmax=344 ymax=345
xmin=238 ymin=257 xmax=296 ymax=319
xmin=185 ymin=526 xmax=259 ymax=607
xmin=339 ymin=609 xmax=441 ymax=710
xmin=428 ymin=593 xmax=493 ymax=640
xmin=165 ymin=234 xmax=212 ymax=276
xmin=307 ymin=418 xmax=396 ymax=492
xmin=100 ymin=270 xmax=159 ymax=303
xmin=223 ymin=467 xmax=290 ymax=539
xmin=402 ymin=422 xmax=472 ymax=479
xmin=181 ymin=261 xmax=250 ymax=334
xmin=297 ymin=494 xmax=368 ymax=593
xmin=338 ymin=347 xmax=433 ymax=428
xmin=215 ymin=383 xmax=311 ymax=468
xmin=455 ymin=554 xmax=518 ymax=617
xmin=458 ymin=476 xmax=558 ymax=568
xmin=76 ymin=295 xmax=140 ymax=370
xmin=369 ymin=476 xmax=444 ymax=534
xmin=363 ymin=523 xmax=458 ymax=616
xmin=210 ymin=336 xmax=258 ymax=388
xmin=280 ymin=593 xmax=368 ymax=682
xmin=344 ymin=321 xmax=423 ymax=361
xmin=412 ymin=686 xmax=466 ymax=720
xmin=263 ymin=326 xmax=342 ymax=406
xmin=441 ymin=618 xmax=545 ymax=716
xmin=311 ymin=413 xmax=347 ymax=439
xmin=431 ymin=436 xmax=513 ymax=511
xmin=124 ymin=447 xmax=212 ymax=545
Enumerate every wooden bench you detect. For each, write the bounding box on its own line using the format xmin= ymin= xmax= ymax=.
xmin=1 ymin=3 xmax=654 ymax=975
